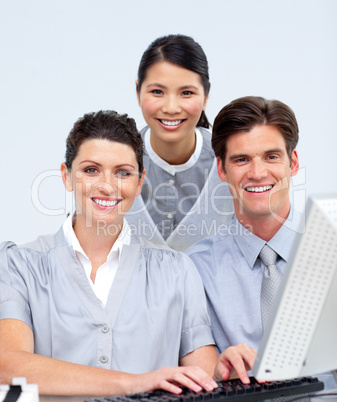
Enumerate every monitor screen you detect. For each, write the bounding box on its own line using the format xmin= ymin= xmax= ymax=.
xmin=253 ymin=194 xmax=337 ymax=381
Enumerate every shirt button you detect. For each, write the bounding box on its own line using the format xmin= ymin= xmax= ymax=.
xmin=167 ymin=213 xmax=173 ymax=219
xmin=102 ymin=325 xmax=110 ymax=333
xmin=100 ymin=355 xmax=109 ymax=363
xmin=168 ymin=179 xmax=175 ymax=186
xmin=168 ymin=167 xmax=175 ymax=174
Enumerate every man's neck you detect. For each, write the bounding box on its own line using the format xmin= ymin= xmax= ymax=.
xmin=236 ymin=211 xmax=290 ymax=242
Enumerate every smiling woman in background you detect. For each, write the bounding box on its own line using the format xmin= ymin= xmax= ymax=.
xmin=0 ymin=110 xmax=219 ymax=396
xmin=126 ymin=34 xmax=234 ymax=251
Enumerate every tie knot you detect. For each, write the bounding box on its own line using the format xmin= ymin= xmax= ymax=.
xmin=259 ymin=244 xmax=277 ymax=267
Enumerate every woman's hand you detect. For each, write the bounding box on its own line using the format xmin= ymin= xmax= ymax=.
xmin=0 ymin=319 xmax=218 ymax=396
xmin=132 ymin=366 xmax=218 ymax=395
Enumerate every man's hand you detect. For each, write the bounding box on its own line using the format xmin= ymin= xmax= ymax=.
xmin=133 ymin=366 xmax=218 ymax=395
xmin=214 ymin=343 xmax=257 ymax=384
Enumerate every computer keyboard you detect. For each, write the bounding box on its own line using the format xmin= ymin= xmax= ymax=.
xmin=86 ymin=376 xmax=324 ymax=402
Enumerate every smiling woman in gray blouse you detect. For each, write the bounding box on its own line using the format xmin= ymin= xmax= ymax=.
xmin=126 ymin=34 xmax=234 ymax=251
xmin=0 ymin=110 xmax=220 ymax=396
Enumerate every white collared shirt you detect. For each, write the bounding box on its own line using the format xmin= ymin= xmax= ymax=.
xmin=62 ymin=214 xmax=131 ymax=307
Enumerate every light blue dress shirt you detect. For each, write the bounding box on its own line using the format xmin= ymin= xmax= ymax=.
xmin=186 ymin=208 xmax=303 ymax=353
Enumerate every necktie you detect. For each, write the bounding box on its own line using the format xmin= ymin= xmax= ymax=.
xmin=260 ymin=244 xmax=281 ymax=328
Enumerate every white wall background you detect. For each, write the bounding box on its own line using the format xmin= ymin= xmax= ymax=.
xmin=1 ymin=0 xmax=336 ymax=243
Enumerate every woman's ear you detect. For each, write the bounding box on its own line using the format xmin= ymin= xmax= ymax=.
xmin=61 ymin=162 xmax=73 ymax=192
xmin=136 ymin=80 xmax=141 ymax=106
xmin=136 ymin=169 xmax=146 ymax=197
xmin=203 ymin=83 xmax=211 ymax=111
xmin=203 ymin=94 xmax=209 ymax=111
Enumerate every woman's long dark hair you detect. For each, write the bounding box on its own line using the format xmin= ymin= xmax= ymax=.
xmin=137 ymin=34 xmax=211 ymax=128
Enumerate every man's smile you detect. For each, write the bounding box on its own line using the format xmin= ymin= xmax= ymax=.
xmin=244 ymin=185 xmax=274 ymax=193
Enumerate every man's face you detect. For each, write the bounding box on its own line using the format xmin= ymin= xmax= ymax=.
xmin=217 ymin=125 xmax=299 ymax=223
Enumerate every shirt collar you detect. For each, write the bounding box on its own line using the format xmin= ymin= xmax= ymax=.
xmin=233 ymin=206 xmax=304 ymax=270
xmin=62 ymin=213 xmax=131 ymax=261
xmin=268 ymin=206 xmax=303 ymax=261
xmin=144 ymin=127 xmax=203 ymax=175
xmin=233 ymin=217 xmax=265 ymax=270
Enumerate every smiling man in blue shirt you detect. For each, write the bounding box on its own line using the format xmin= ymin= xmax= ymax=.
xmin=187 ymin=96 xmax=302 ymax=383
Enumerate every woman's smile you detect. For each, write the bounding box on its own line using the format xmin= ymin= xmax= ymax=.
xmin=91 ymin=196 xmax=122 ymax=209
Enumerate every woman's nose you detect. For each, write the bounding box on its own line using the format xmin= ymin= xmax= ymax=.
xmin=97 ymin=172 xmax=119 ymax=194
xmin=161 ymin=95 xmax=182 ymax=114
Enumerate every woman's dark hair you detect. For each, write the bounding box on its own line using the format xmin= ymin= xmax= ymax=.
xmin=137 ymin=34 xmax=211 ymax=128
xmin=212 ymin=96 xmax=299 ymax=166
xmin=65 ymin=110 xmax=144 ymax=175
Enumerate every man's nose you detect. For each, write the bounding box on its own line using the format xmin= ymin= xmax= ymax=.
xmin=247 ymin=159 xmax=268 ymax=180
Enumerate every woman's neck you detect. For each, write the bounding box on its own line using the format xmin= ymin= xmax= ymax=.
xmin=73 ymin=216 xmax=122 ymax=263
xmin=150 ymin=130 xmax=196 ymax=165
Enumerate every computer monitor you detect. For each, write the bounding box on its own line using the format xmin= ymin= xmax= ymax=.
xmin=253 ymin=194 xmax=337 ymax=382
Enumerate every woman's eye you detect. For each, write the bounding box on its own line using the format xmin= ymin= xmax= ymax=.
xmin=151 ymin=89 xmax=163 ymax=95
xmin=116 ymin=169 xmax=131 ymax=177
xmin=182 ymin=90 xmax=193 ymax=96
xmin=84 ymin=167 xmax=98 ymax=174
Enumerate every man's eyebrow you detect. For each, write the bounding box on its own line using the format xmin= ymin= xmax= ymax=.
xmin=227 ymin=148 xmax=286 ymax=161
xmin=228 ymin=153 xmax=248 ymax=161
xmin=265 ymin=148 xmax=285 ymax=155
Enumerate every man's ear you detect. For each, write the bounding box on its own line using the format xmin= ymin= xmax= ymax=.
xmin=290 ymin=149 xmax=299 ymax=177
xmin=61 ymin=162 xmax=73 ymax=192
xmin=216 ymin=156 xmax=227 ymax=182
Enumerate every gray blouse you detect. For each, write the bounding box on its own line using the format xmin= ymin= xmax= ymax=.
xmin=127 ymin=127 xmax=234 ymax=251
xmin=0 ymin=228 xmax=214 ymax=374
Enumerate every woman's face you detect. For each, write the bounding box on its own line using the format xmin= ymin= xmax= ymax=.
xmin=61 ymin=139 xmax=144 ymax=232
xmin=137 ymin=61 xmax=208 ymax=149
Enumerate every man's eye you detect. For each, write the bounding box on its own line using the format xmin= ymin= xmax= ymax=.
xmin=84 ymin=167 xmax=98 ymax=173
xmin=267 ymin=155 xmax=278 ymax=160
xmin=236 ymin=158 xmax=247 ymax=163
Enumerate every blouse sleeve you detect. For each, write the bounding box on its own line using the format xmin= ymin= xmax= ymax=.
xmin=177 ymin=252 xmax=215 ymax=358
xmin=0 ymin=242 xmax=32 ymax=328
